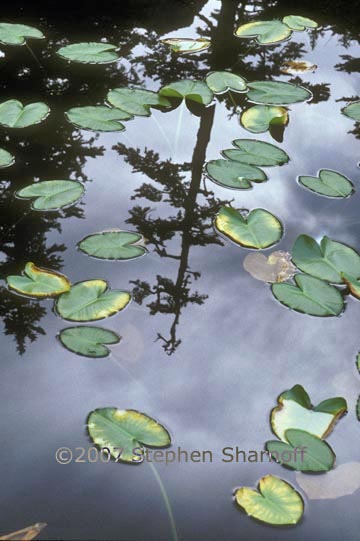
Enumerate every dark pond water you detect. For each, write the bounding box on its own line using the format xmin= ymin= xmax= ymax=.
xmin=1 ymin=1 xmax=360 ymax=540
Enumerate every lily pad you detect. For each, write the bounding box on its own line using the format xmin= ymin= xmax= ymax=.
xmin=65 ymin=106 xmax=133 ymax=132
xmin=342 ymin=101 xmax=360 ymax=121
xmin=0 ymin=100 xmax=50 ymax=128
xmin=78 ymin=230 xmax=147 ymax=260
xmin=161 ymin=37 xmax=210 ymax=54
xmin=57 ymin=42 xmax=119 ymax=64
xmin=298 ymin=169 xmax=354 ymax=198
xmin=341 ymin=273 xmax=360 ymax=299
xmin=17 ymin=180 xmax=84 ymax=210
xmin=0 ymin=147 xmax=14 ymax=168
xmin=205 ymin=71 xmax=247 ymax=94
xmin=205 ymin=159 xmax=267 ymax=189
xmin=292 ymin=235 xmax=360 ymax=284
xmin=222 ymin=139 xmax=289 ymax=166
xmin=0 ymin=523 xmax=47 ymax=541
xmin=296 ymin=462 xmax=360 ymax=500
xmin=235 ymin=20 xmax=292 ymax=45
xmin=215 ymin=206 xmax=283 ymax=249
xmin=241 ymin=105 xmax=288 ymax=133
xmin=107 ymin=88 xmax=170 ymax=117
xmin=266 ymin=429 xmax=335 ymax=472
xmin=6 ymin=262 xmax=70 ymax=298
xmin=235 ymin=474 xmax=304 ymax=526
xmin=282 ymin=15 xmax=318 ymax=31
xmin=272 ymin=274 xmax=344 ymax=316
xmin=271 ymin=384 xmax=347 ymax=442
xmin=59 ymin=326 xmax=120 ymax=358
xmin=0 ymin=23 xmax=44 ymax=45
xmin=87 ymin=408 xmax=171 ymax=463
xmin=247 ymin=81 xmax=312 ymax=105
xmin=243 ymin=251 xmax=296 ymax=283
xmin=56 ymin=279 xmax=131 ymax=322
xmin=281 ymin=60 xmax=317 ymax=75
xmin=159 ymin=80 xmax=213 ymax=106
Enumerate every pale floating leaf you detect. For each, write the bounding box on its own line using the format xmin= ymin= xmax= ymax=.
xmin=0 ymin=23 xmax=44 ymax=45
xmin=282 ymin=15 xmax=318 ymax=31
xmin=235 ymin=474 xmax=304 ymax=526
xmin=57 ymin=42 xmax=119 ymax=64
xmin=296 ymin=462 xmax=360 ymax=500
xmin=205 ymin=71 xmax=247 ymax=94
xmin=215 ymin=206 xmax=283 ymax=249
xmin=66 ymin=106 xmax=132 ymax=132
xmin=281 ymin=60 xmax=317 ymax=75
xmin=241 ymin=105 xmax=288 ymax=133
xmin=17 ymin=180 xmax=84 ymax=210
xmin=235 ymin=20 xmax=292 ymax=45
xmin=292 ymin=234 xmax=360 ymax=284
xmin=159 ymin=79 xmax=213 ymax=105
xmin=0 ymin=522 xmax=47 ymax=541
xmin=243 ymin=251 xmax=296 ymax=283
xmin=6 ymin=262 xmax=70 ymax=298
xmin=59 ymin=326 xmax=120 ymax=358
xmin=266 ymin=429 xmax=336 ymax=472
xmin=247 ymin=81 xmax=312 ymax=105
xmin=78 ymin=230 xmax=147 ymax=260
xmin=56 ymin=279 xmax=131 ymax=322
xmin=161 ymin=37 xmax=210 ymax=54
xmin=107 ymin=88 xmax=170 ymax=117
xmin=87 ymin=408 xmax=171 ymax=463
xmin=205 ymin=159 xmax=267 ymax=190
xmin=0 ymin=99 xmax=50 ymax=128
xmin=222 ymin=139 xmax=289 ymax=166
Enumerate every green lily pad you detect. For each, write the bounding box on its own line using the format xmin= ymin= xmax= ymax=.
xmin=87 ymin=408 xmax=171 ymax=463
xmin=298 ymin=169 xmax=354 ymax=198
xmin=6 ymin=262 xmax=70 ymax=298
xmin=205 ymin=159 xmax=267 ymax=189
xmin=247 ymin=81 xmax=312 ymax=105
xmin=17 ymin=180 xmax=84 ymax=210
xmin=271 ymin=384 xmax=347 ymax=441
xmin=59 ymin=326 xmax=120 ymax=358
xmin=235 ymin=475 xmax=304 ymax=526
xmin=56 ymin=279 xmax=131 ymax=322
xmin=0 ymin=99 xmax=50 ymax=128
xmin=205 ymin=71 xmax=247 ymax=94
xmin=292 ymin=235 xmax=360 ymax=284
xmin=57 ymin=42 xmax=119 ymax=64
xmin=107 ymin=88 xmax=170 ymax=117
xmin=241 ymin=105 xmax=288 ymax=133
xmin=282 ymin=15 xmax=318 ymax=31
xmin=266 ymin=429 xmax=335 ymax=472
xmin=235 ymin=20 xmax=292 ymax=45
xmin=0 ymin=23 xmax=44 ymax=45
xmin=0 ymin=147 xmax=14 ymax=168
xmin=215 ymin=206 xmax=283 ymax=249
xmin=272 ymin=274 xmax=344 ymax=316
xmin=357 ymin=397 xmax=360 ymax=421
xmin=159 ymin=80 xmax=213 ymax=106
xmin=357 ymin=353 xmax=360 ymax=373
xmin=161 ymin=37 xmax=210 ymax=54
xmin=65 ymin=106 xmax=133 ymax=132
xmin=78 ymin=230 xmax=147 ymax=260
xmin=342 ymin=101 xmax=360 ymax=121
xmin=222 ymin=139 xmax=289 ymax=166
xmin=341 ymin=273 xmax=360 ymax=299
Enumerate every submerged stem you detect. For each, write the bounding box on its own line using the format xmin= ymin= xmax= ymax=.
xmin=173 ymin=99 xmax=185 ymax=161
xmin=26 ymin=44 xmax=44 ymax=69
xmin=148 ymin=461 xmax=178 ymax=541
xmin=151 ymin=111 xmax=173 ymax=155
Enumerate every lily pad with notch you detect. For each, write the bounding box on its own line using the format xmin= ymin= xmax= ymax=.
xmin=222 ymin=139 xmax=289 ymax=166
xmin=205 ymin=159 xmax=267 ymax=190
xmin=59 ymin=326 xmax=121 ymax=358
xmin=342 ymin=101 xmax=360 ymax=121
xmin=270 ymin=384 xmax=347 ymax=442
xmin=205 ymin=71 xmax=247 ymax=94
xmin=215 ymin=206 xmax=283 ymax=249
xmin=266 ymin=429 xmax=335 ymax=472
xmin=241 ymin=105 xmax=288 ymax=134
xmin=235 ymin=474 xmax=304 ymax=526
xmin=6 ymin=262 xmax=70 ymax=298
xmin=298 ymin=169 xmax=354 ymax=198
xmin=235 ymin=20 xmax=293 ymax=45
xmin=107 ymin=88 xmax=170 ymax=117
xmin=247 ymin=81 xmax=312 ymax=106
xmin=56 ymin=279 xmax=131 ymax=322
xmin=0 ymin=99 xmax=50 ymax=128
xmin=0 ymin=147 xmax=14 ymax=168
xmin=282 ymin=15 xmax=318 ymax=31
xmin=159 ymin=80 xmax=213 ymax=106
xmin=271 ymin=274 xmax=344 ymax=316
xmin=57 ymin=42 xmax=119 ymax=64
xmin=87 ymin=407 xmax=171 ymax=463
xmin=78 ymin=230 xmax=147 ymax=260
xmin=0 ymin=22 xmax=44 ymax=45
xmin=65 ymin=106 xmax=133 ymax=132
xmin=161 ymin=37 xmax=210 ymax=54
xmin=17 ymin=180 xmax=84 ymax=210
xmin=292 ymin=234 xmax=360 ymax=284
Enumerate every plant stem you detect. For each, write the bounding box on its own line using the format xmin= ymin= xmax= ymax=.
xmin=148 ymin=461 xmax=178 ymax=541
xmin=173 ymin=99 xmax=185 ymax=161
xmin=26 ymin=44 xmax=44 ymax=70
xmin=151 ymin=111 xmax=173 ymax=155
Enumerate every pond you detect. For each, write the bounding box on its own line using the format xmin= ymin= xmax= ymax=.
xmin=0 ymin=1 xmax=360 ymax=540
